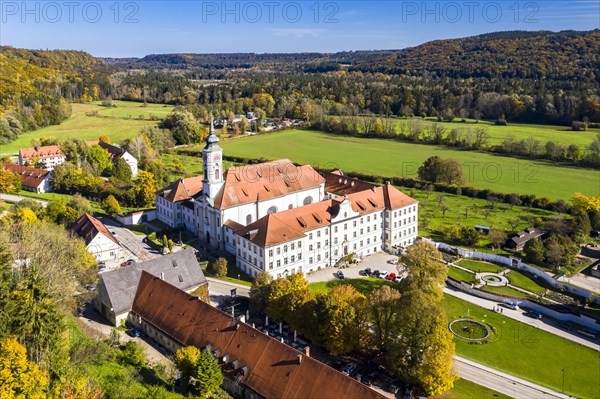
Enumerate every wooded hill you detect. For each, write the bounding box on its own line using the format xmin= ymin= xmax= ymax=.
xmin=0 ymin=46 xmax=112 ymax=143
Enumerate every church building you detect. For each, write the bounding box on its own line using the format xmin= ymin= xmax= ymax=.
xmin=156 ymin=121 xmax=419 ymax=278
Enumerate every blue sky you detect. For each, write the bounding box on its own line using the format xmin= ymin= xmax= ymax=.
xmin=1 ymin=0 xmax=598 ymax=57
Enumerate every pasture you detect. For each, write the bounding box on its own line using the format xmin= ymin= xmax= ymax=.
xmin=0 ymin=102 xmax=172 ymax=154
xmin=221 ymin=130 xmax=599 ymax=200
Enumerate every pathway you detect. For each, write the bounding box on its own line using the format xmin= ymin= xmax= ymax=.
xmin=0 ymin=192 xmax=48 ymax=207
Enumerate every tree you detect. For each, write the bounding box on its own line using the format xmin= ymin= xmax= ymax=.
xmin=193 ymin=348 xmax=223 ymax=398
xmin=0 ymin=167 xmax=21 ymax=193
xmin=523 ymin=238 xmax=545 ymax=264
xmin=402 ymin=241 xmax=447 ymax=301
xmin=87 ymin=144 xmax=112 ymax=175
xmin=507 ymin=218 xmax=522 ymax=232
xmin=316 ymin=285 xmax=366 ymax=355
xmin=67 ymin=194 xmax=93 ymax=216
xmin=249 ymin=271 xmax=273 ymax=311
xmin=17 ymin=207 xmax=38 ymax=223
xmin=0 ymin=338 xmax=48 ymax=399
xmin=211 ymin=257 xmax=228 ymax=277
xmin=112 ymin=157 xmax=132 ymax=182
xmin=98 ymin=135 xmax=110 ymax=143
xmin=174 ymin=346 xmax=202 ymax=392
xmin=102 ymin=195 xmax=121 ymax=216
xmin=368 ymin=286 xmax=402 ymax=351
xmin=386 ymin=289 xmax=456 ymax=395
xmin=266 ymin=278 xmax=292 ymax=322
xmin=161 ymin=110 xmax=199 ymax=145
xmin=418 ymin=156 xmax=463 ymax=185
xmin=488 ymin=228 xmax=507 ymax=250
xmin=459 ymin=226 xmax=480 ymax=246
xmin=544 ymin=238 xmax=565 ymax=270
xmin=131 ymin=171 xmax=157 ymax=207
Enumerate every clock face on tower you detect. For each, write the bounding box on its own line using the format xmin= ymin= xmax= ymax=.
xmin=213 ymin=153 xmax=221 ymax=161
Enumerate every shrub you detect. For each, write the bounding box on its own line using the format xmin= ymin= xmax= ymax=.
xmin=571 ymin=121 xmax=588 ymax=131
xmin=495 ymin=118 xmax=508 ymax=126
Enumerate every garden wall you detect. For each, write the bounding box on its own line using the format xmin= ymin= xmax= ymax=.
xmin=437 ymin=242 xmax=600 ymax=306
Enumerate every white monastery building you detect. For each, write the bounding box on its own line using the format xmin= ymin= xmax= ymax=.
xmin=156 ymin=121 xmax=419 ymax=278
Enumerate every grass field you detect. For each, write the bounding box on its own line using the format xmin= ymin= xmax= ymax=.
xmin=220 ymin=130 xmax=599 ymax=200
xmin=506 ymin=271 xmax=546 ymax=294
xmin=93 ymin=100 xmax=174 ymax=119
xmin=448 ymin=267 xmax=476 ymax=284
xmin=308 ymin=278 xmax=599 ymax=398
xmin=160 ymin=151 xmax=238 ymax=180
xmin=480 ymin=285 xmax=529 ymax=298
xmin=443 ymin=294 xmax=600 ymax=399
xmin=1 ymin=102 xmax=171 ymax=154
xmin=432 ymin=378 xmax=512 ymax=399
xmin=309 ymin=277 xmax=397 ymax=295
xmin=396 ymin=117 xmax=600 ymax=147
xmin=458 ymin=260 xmax=505 ymax=274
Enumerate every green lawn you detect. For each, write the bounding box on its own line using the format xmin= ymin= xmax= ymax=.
xmin=220 ymin=130 xmax=599 ymax=200
xmin=93 ymin=100 xmax=174 ymax=119
xmin=1 ymin=102 xmax=165 ymax=154
xmin=393 ymin=117 xmax=600 ymax=147
xmin=448 ymin=267 xmax=476 ymax=284
xmin=160 ymin=151 xmax=238 ymax=180
xmin=443 ymin=294 xmax=600 ymax=399
xmin=480 ymin=285 xmax=529 ymax=299
xmin=309 ymin=277 xmax=397 ymax=295
xmin=506 ymin=271 xmax=546 ymax=294
xmin=458 ymin=260 xmax=505 ymax=274
xmin=432 ymin=378 xmax=512 ymax=399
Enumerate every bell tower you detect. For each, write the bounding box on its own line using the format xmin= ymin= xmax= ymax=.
xmin=202 ymin=118 xmax=224 ymax=198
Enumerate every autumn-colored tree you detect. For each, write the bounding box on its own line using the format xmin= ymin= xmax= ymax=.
xmin=266 ymin=277 xmax=292 ymax=322
xmin=316 ymin=285 xmax=366 ymax=355
xmin=249 ymin=271 xmax=273 ymax=311
xmin=174 ymin=346 xmax=202 ymax=392
xmin=98 ymin=135 xmax=110 ymax=143
xmin=101 ymin=195 xmax=121 ymax=216
xmin=17 ymin=207 xmax=38 ymax=223
xmin=0 ymin=338 xmax=48 ymax=399
xmin=131 ymin=171 xmax=157 ymax=207
xmin=401 ymin=241 xmax=447 ymax=301
xmin=0 ymin=167 xmax=22 ymax=193
xmin=386 ymin=289 xmax=456 ymax=395
xmin=368 ymin=285 xmax=402 ymax=350
xmin=211 ymin=257 xmax=228 ymax=277
xmin=87 ymin=144 xmax=112 ymax=175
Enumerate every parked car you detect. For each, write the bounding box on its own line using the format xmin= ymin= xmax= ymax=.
xmin=524 ymin=310 xmax=542 ymax=319
xmin=85 ymin=284 xmax=96 ymax=291
xmin=386 ymin=272 xmax=397 ymax=281
xmin=378 ymin=271 xmax=388 ymax=279
xmin=341 ymin=363 xmax=357 ymax=376
xmin=126 ymin=328 xmax=141 ymax=338
xmin=502 ymin=302 xmax=519 ymax=310
xmin=388 ymin=258 xmax=399 ymax=265
xmin=362 ymin=372 xmax=377 ymax=386
xmin=393 ymin=275 xmax=403 ymax=283
xmin=372 ymin=270 xmax=380 ymax=278
xmin=360 ymin=267 xmax=372 ymax=276
xmin=337 ymin=271 xmax=345 ymax=279
xmin=389 ymin=379 xmax=401 ymax=395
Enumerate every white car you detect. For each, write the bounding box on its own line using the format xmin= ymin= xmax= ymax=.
xmin=378 ymin=271 xmax=388 ymax=279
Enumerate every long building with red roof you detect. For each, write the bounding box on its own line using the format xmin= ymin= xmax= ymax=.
xmin=155 ymin=121 xmax=418 ymax=279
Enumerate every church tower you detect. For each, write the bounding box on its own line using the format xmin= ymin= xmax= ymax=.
xmin=202 ymin=118 xmax=224 ymax=198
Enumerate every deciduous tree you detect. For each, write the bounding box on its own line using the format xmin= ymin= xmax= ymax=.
xmin=401 ymin=241 xmax=446 ymax=301
xmin=0 ymin=338 xmax=48 ymax=399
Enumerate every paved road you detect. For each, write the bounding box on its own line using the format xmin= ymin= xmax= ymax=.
xmin=455 ymin=356 xmax=571 ymax=399
xmin=100 ymin=218 xmax=160 ymax=263
xmin=207 ymin=277 xmax=250 ymax=300
xmin=559 ymin=273 xmax=600 ymax=295
xmin=444 ymin=286 xmax=600 ymax=351
xmin=0 ymin=192 xmax=48 ymax=207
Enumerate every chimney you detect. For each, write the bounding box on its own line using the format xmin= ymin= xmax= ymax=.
xmin=304 ymin=346 xmax=310 ymax=357
xmin=371 ymin=186 xmax=377 ymax=193
xmin=386 ymin=181 xmax=391 ymax=185
xmin=297 ymin=354 xmax=303 ymax=364
xmin=160 ymin=272 xmax=164 ymax=280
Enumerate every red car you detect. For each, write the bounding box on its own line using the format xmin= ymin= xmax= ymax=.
xmin=386 ymin=272 xmax=396 ymax=281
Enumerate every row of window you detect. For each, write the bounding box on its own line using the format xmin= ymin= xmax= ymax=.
xmin=267 ymin=241 xmax=302 ymax=257
xmin=392 ymin=216 xmax=416 ymax=228
xmin=268 ymin=253 xmax=303 ymax=269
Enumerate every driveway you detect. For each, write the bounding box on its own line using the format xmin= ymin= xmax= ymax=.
xmin=305 ymin=252 xmax=400 ymax=283
xmin=100 ymin=217 xmax=161 ymax=265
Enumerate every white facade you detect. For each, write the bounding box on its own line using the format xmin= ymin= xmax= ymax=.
xmin=121 ymin=151 xmax=139 ymax=177
xmin=232 ymin=202 xmax=418 ymax=279
xmin=87 ymin=232 xmax=122 ymax=263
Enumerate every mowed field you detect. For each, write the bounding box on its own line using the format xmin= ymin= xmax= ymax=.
xmin=221 ymin=130 xmax=599 ymax=200
xmin=0 ymin=101 xmax=173 ymax=154
xmin=394 ymin=117 xmax=600 ymax=147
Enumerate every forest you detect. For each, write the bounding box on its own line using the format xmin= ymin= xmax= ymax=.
xmin=2 ymin=29 xmax=599 ymax=148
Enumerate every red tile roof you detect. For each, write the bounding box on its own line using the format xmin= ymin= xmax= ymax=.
xmin=323 ymin=170 xmax=377 ymax=196
xmin=237 ymin=183 xmax=417 ymax=247
xmin=69 ymin=213 xmax=119 ymax=246
xmin=19 ymin=145 xmax=63 ymax=160
xmin=132 ymin=271 xmax=386 ymax=399
xmin=2 ymin=162 xmax=50 ymax=189
xmin=214 ymin=160 xmax=324 ymax=209
xmin=157 ymin=177 xmax=204 ymax=203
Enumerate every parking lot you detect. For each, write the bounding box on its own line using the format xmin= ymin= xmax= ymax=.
xmin=306 ymin=251 xmax=402 ymax=283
